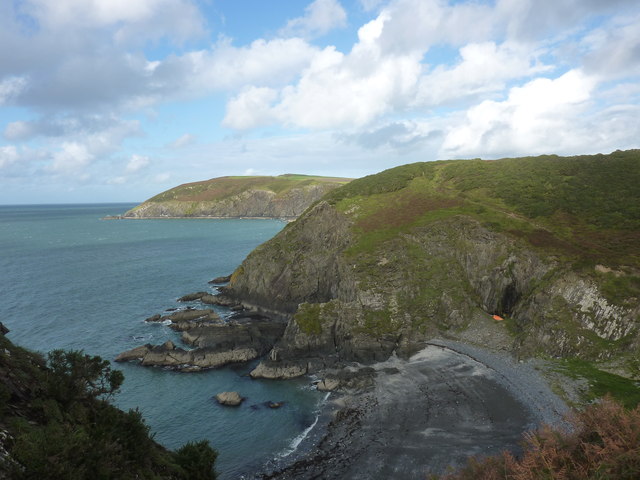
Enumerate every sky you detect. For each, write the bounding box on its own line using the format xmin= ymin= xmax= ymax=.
xmin=1 ymin=0 xmax=639 ymax=204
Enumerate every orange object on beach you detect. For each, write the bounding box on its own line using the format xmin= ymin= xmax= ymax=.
xmin=492 ymin=315 xmax=504 ymax=321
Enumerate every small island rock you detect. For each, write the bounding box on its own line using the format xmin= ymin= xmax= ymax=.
xmin=215 ymin=391 xmax=243 ymax=406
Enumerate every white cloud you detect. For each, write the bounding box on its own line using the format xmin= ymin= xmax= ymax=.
xmin=224 ymin=16 xmax=424 ymax=130
xmin=441 ymin=69 xmax=598 ymax=157
xmin=0 ymin=76 xmax=28 ymax=105
xmin=223 ymin=87 xmax=279 ymax=130
xmin=168 ymin=37 xmax=321 ymax=93
xmin=415 ymin=42 xmax=550 ymax=107
xmin=4 ymin=121 xmax=33 ymax=141
xmin=280 ymin=0 xmax=347 ymax=38
xmin=168 ymin=133 xmax=196 ymax=149
xmin=0 ymin=145 xmax=19 ymax=168
xmin=107 ymin=176 xmax=127 ymax=185
xmin=22 ymin=0 xmax=205 ymax=43
xmin=125 ymin=154 xmax=150 ymax=173
xmin=48 ymin=142 xmax=94 ymax=173
xmin=581 ymin=14 xmax=640 ymax=78
xmin=153 ymin=172 xmax=171 ymax=183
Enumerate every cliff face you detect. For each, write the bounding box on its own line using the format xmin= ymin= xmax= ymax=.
xmin=223 ymin=152 xmax=640 ymax=377
xmin=123 ymin=175 xmax=351 ymax=218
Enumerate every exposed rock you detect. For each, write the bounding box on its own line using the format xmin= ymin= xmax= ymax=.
xmin=316 ymin=368 xmax=377 ymax=393
xmin=143 ymin=309 xmax=222 ymax=330
xmin=249 ymin=361 xmax=307 ymax=379
xmin=223 ymin=201 xmax=640 ymax=371
xmin=268 ymin=401 xmax=284 ymax=409
xmin=200 ymin=294 xmax=238 ymax=307
xmin=215 ymin=391 xmax=243 ymax=406
xmin=117 ymin=315 xmax=285 ymax=371
xmin=209 ymin=275 xmax=231 ymax=284
xmin=316 ymin=378 xmax=340 ymax=391
xmin=178 ymin=292 xmax=208 ymax=302
xmin=0 ymin=323 xmax=8 ymax=335
xmin=122 ymin=177 xmax=349 ymax=219
xmin=180 ymin=318 xmax=286 ymax=355
xmin=115 ymin=345 xmax=151 ymax=362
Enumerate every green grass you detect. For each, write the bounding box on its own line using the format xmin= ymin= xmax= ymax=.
xmin=294 ymin=303 xmax=324 ymax=335
xmin=330 ymin=150 xmax=640 ymax=268
xmin=146 ymin=174 xmax=352 ymax=203
xmin=556 ymin=358 xmax=640 ymax=409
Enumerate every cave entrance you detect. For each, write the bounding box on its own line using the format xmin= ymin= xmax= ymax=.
xmin=498 ymin=283 xmax=520 ymax=316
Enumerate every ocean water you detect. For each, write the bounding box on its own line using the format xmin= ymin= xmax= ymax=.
xmin=0 ymin=204 xmax=324 ymax=478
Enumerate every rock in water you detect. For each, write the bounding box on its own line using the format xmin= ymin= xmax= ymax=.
xmin=209 ymin=275 xmax=232 ymax=284
xmin=114 ymin=345 xmax=151 ymax=362
xmin=215 ymin=391 xmax=243 ymax=406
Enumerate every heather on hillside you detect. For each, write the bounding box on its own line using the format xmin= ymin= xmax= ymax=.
xmin=439 ymin=397 xmax=640 ymax=480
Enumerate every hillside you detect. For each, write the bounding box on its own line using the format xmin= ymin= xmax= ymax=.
xmin=0 ymin=327 xmax=217 ymax=479
xmin=123 ymin=174 xmax=352 ymax=218
xmin=222 ymin=150 xmax=640 ymax=379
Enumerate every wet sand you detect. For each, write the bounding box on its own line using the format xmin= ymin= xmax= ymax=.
xmin=259 ymin=340 xmax=569 ymax=479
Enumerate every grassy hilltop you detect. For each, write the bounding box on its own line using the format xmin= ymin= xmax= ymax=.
xmin=124 ymin=174 xmax=352 ymax=218
xmin=225 ymin=150 xmax=640 ymax=381
xmin=325 ymin=149 xmax=640 ymax=268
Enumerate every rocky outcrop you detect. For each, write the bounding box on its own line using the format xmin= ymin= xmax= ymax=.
xmin=209 ymin=275 xmax=231 ymax=284
xmin=115 ymin=340 xmax=259 ymax=371
xmin=214 ymin=391 xmax=243 ymax=406
xmin=123 ymin=181 xmax=347 ymax=219
xmin=224 ymin=205 xmax=640 ymax=375
xmin=224 ymin=201 xmax=358 ymax=313
xmin=116 ymin=311 xmax=286 ymax=372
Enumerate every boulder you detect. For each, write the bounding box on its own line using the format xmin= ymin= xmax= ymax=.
xmin=115 ymin=345 xmax=151 ymax=362
xmin=209 ymin=275 xmax=232 ymax=284
xmin=316 ymin=378 xmax=340 ymax=391
xmin=200 ymin=294 xmax=238 ymax=307
xmin=178 ymin=292 xmax=208 ymax=302
xmin=0 ymin=322 xmax=9 ymax=335
xmin=250 ymin=361 xmax=307 ymax=379
xmin=215 ymin=391 xmax=243 ymax=406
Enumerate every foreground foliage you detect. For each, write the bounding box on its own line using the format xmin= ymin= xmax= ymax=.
xmin=0 ymin=337 xmax=217 ymax=479
xmin=440 ymin=397 xmax=640 ymax=480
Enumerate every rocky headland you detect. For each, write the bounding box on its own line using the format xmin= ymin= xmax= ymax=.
xmin=219 ymin=151 xmax=640 ymax=381
xmin=116 ymin=150 xmax=640 ymax=478
xmin=121 ymin=174 xmax=351 ymax=219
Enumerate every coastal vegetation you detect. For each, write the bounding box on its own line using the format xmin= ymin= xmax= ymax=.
xmin=439 ymin=396 xmax=640 ymax=480
xmin=123 ymin=173 xmax=352 ymax=218
xmin=0 ymin=332 xmax=217 ymax=479
xmin=226 ymin=149 xmax=640 ymax=380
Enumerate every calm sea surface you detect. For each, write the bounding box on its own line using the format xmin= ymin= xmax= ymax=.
xmin=0 ymin=203 xmax=324 ymax=478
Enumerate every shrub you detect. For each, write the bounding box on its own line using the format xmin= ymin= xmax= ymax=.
xmin=439 ymin=396 xmax=640 ymax=480
xmin=45 ymin=349 xmax=124 ymax=406
xmin=174 ymin=440 xmax=218 ymax=480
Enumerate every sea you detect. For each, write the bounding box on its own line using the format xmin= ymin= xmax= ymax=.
xmin=0 ymin=203 xmax=325 ymax=479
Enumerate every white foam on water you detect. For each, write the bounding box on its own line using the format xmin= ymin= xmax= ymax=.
xmin=279 ymin=392 xmax=330 ymax=458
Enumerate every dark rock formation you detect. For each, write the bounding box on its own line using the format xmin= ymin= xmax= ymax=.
xmin=117 ymin=313 xmax=286 ymax=372
xmin=177 ymin=292 xmax=208 ymax=302
xmin=209 ymin=275 xmax=231 ymax=284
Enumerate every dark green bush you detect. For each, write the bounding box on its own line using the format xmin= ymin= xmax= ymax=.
xmin=174 ymin=440 xmax=218 ymax=480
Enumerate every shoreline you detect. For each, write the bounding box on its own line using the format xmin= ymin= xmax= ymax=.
xmin=254 ymin=340 xmax=570 ymax=480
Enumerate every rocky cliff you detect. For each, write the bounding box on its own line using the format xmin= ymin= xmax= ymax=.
xmin=123 ymin=174 xmax=351 ymax=218
xmin=222 ymin=151 xmax=640 ymax=378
